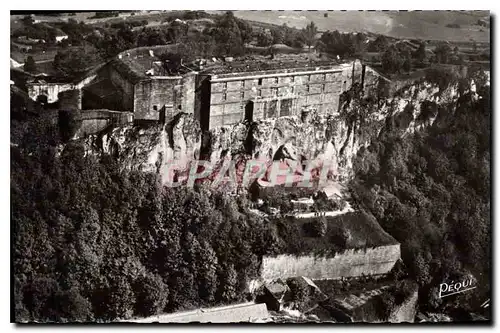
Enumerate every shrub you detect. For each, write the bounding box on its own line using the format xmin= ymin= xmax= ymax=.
xmin=372 ymin=293 xmax=396 ymax=320
xmin=58 ymin=110 xmax=81 ymax=142
xmin=287 ymin=278 xmax=310 ymax=311
xmin=425 ymin=66 xmax=460 ymax=91
xmin=133 ymin=274 xmax=169 ymax=317
xmin=24 ymin=56 xmax=37 ymax=73
xmin=303 ymin=216 xmax=327 ymax=237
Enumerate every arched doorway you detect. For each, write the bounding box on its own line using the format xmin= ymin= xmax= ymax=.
xmin=245 ymin=101 xmax=254 ymax=123
xmin=36 ymin=94 xmax=48 ymax=105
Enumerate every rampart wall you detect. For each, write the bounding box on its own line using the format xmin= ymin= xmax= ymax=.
xmin=122 ymin=302 xmax=269 ymax=323
xmin=134 ymin=76 xmax=183 ymax=121
xmin=75 ymin=110 xmax=133 ymax=138
xmin=197 ymin=60 xmax=365 ymax=130
xmin=24 ymin=55 xmax=386 ymax=134
xmin=27 ymin=74 xmax=97 ymax=104
xmin=104 ymin=66 xmax=135 ymax=110
xmin=261 ymin=244 xmax=401 ymax=280
xmin=28 ymin=82 xmax=74 ymax=104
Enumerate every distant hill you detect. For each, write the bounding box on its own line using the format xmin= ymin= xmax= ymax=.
xmin=222 ymin=10 xmax=490 ymax=43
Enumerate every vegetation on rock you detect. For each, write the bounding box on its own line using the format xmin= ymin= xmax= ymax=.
xmin=350 ymin=67 xmax=490 ymax=313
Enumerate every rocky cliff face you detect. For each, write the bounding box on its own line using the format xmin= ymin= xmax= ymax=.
xmin=83 ymin=115 xmax=202 ymax=176
xmin=82 ymin=79 xmax=474 ymax=186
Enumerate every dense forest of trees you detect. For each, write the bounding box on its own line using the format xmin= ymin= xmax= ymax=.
xmin=53 ymin=46 xmax=103 ymax=79
xmin=11 ymin=106 xmax=282 ymax=321
xmin=40 ymin=11 xmax=312 ymax=75
xmin=12 ymin=148 xmax=278 ymax=321
xmin=378 ymin=40 xmax=471 ymax=75
xmin=350 ymin=67 xmax=490 ymax=313
xmin=11 ymin=11 xmax=490 ymax=322
xmin=317 ymin=30 xmax=368 ymax=59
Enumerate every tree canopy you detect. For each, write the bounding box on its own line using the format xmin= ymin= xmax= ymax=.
xmin=351 ymin=70 xmax=490 ymax=313
xmin=53 ymin=47 xmax=102 ymax=80
xmin=303 ymin=21 xmax=318 ymax=51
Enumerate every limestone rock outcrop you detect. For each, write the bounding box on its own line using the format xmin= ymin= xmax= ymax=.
xmin=81 ymin=79 xmax=475 ymax=185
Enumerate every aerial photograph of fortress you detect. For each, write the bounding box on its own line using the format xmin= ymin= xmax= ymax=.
xmin=10 ymin=9 xmax=491 ymax=324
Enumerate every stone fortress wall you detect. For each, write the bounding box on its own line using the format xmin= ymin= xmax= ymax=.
xmin=122 ymin=302 xmax=269 ymax=323
xmin=261 ymin=244 xmax=401 ymax=280
xmin=24 ymin=46 xmax=387 ymax=134
xmin=196 ymin=60 xmax=367 ymax=130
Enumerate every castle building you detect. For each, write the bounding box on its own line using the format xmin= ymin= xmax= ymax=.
xmin=24 ymin=46 xmax=385 ymax=132
xmin=195 ymin=59 xmax=365 ymax=130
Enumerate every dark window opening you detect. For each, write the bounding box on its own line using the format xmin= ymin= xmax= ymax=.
xmin=258 ymin=78 xmax=263 ymax=85
xmin=361 ymin=64 xmax=366 ymax=90
xmin=267 ymin=100 xmax=278 ymax=118
xmin=245 ymin=101 xmax=254 ymax=123
xmin=280 ymin=99 xmax=293 ymax=117
xmin=153 ymin=105 xmax=158 ymax=111
xmin=36 ymin=95 xmax=48 ymax=105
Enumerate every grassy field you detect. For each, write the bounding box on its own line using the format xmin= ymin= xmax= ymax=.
xmin=225 ymin=10 xmax=490 ymax=43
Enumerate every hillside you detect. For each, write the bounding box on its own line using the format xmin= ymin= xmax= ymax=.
xmin=224 ymin=10 xmax=490 ymax=43
xmin=272 ymin=211 xmax=398 ymax=257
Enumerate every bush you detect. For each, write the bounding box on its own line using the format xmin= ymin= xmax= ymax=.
xmin=328 ymin=224 xmax=350 ymax=249
xmin=58 ymin=110 xmax=81 ymax=142
xmin=53 ymin=47 xmax=102 ymax=79
xmin=22 ymin=277 xmax=61 ymax=321
xmin=24 ymin=56 xmax=37 ymax=73
xmin=382 ymin=46 xmax=404 ymax=74
xmin=90 ymin=11 xmax=119 ymax=19
xmin=372 ymin=293 xmax=396 ymax=320
xmin=133 ymin=274 xmax=169 ymax=317
xmin=56 ymin=288 xmax=94 ymax=322
xmin=304 ymin=217 xmax=327 ymax=237
xmin=425 ymin=66 xmax=460 ymax=91
xmin=287 ymin=278 xmax=310 ymax=311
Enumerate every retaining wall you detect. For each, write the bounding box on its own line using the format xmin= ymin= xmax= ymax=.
xmin=134 ymin=77 xmax=182 ymax=121
xmin=123 ymin=302 xmax=269 ymax=323
xmin=261 ymin=244 xmax=401 ymax=280
xmin=200 ymin=61 xmax=362 ymax=130
xmin=75 ymin=110 xmax=133 ymax=138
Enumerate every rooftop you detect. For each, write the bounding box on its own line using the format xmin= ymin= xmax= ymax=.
xmin=38 ymin=23 xmax=67 ymax=36
xmin=201 ymin=54 xmax=346 ymax=75
xmin=82 ymin=78 xmax=120 ymax=99
xmin=111 ymin=45 xmax=184 ymax=83
xmin=109 ymin=46 xmax=356 ymax=82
